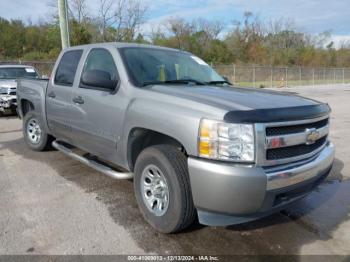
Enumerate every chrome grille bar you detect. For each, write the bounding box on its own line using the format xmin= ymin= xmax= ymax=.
xmin=266 ymin=125 xmax=329 ymax=149
xmin=255 ymin=115 xmax=330 ymax=167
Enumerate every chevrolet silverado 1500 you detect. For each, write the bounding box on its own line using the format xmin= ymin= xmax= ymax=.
xmin=16 ymin=43 xmax=335 ymax=233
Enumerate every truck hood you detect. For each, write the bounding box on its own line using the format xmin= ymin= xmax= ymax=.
xmin=0 ymin=79 xmax=17 ymax=88
xmin=148 ymin=85 xmax=319 ymax=111
xmin=147 ymin=85 xmax=329 ymax=122
xmin=0 ymin=80 xmax=17 ymax=95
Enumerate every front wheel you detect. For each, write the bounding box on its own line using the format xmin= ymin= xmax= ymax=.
xmin=23 ymin=112 xmax=53 ymax=151
xmin=134 ymin=145 xmax=196 ymax=233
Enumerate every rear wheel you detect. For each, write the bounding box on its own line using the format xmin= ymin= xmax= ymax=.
xmin=134 ymin=145 xmax=196 ymax=233
xmin=23 ymin=112 xmax=53 ymax=151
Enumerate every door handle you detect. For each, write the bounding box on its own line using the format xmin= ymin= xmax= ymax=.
xmin=48 ymin=91 xmax=56 ymax=98
xmin=73 ymin=96 xmax=84 ymax=105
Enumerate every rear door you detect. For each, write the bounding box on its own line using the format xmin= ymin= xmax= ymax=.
xmin=46 ymin=49 xmax=83 ymax=142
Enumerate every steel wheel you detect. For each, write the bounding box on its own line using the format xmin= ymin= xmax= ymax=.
xmin=26 ymin=118 xmax=42 ymax=144
xmin=140 ymin=164 xmax=170 ymax=216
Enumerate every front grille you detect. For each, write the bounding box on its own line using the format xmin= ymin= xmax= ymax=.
xmin=266 ymin=118 xmax=328 ymax=136
xmin=258 ymin=116 xmax=330 ymax=166
xmin=266 ymin=136 xmax=327 ymax=160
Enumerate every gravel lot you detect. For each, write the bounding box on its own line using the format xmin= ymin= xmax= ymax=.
xmin=0 ymin=85 xmax=349 ymax=256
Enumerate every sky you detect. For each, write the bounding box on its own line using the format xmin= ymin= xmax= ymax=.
xmin=1 ymin=0 xmax=350 ymax=47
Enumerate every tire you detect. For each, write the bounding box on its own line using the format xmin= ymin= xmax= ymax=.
xmin=23 ymin=112 xmax=53 ymax=151
xmin=134 ymin=145 xmax=196 ymax=233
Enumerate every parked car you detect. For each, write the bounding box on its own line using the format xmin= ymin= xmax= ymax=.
xmin=0 ymin=65 xmax=40 ymax=115
xmin=16 ymin=43 xmax=335 ymax=233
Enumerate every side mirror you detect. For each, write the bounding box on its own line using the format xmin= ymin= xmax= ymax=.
xmin=222 ymin=76 xmax=229 ymax=82
xmin=81 ymin=70 xmax=118 ymax=91
xmin=222 ymin=76 xmax=232 ymax=85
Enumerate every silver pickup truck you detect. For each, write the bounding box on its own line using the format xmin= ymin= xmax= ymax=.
xmin=17 ymin=43 xmax=335 ymax=233
xmin=0 ymin=65 xmax=40 ymax=115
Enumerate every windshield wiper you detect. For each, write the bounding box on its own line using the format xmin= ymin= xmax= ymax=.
xmin=205 ymin=80 xmax=231 ymax=86
xmin=143 ymin=79 xmax=205 ymax=87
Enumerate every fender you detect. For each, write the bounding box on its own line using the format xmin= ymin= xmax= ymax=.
xmin=121 ymin=97 xmax=198 ymax=164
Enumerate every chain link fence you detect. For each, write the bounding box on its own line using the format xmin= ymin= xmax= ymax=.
xmin=0 ymin=61 xmax=55 ymax=77
xmin=214 ymin=64 xmax=350 ymax=88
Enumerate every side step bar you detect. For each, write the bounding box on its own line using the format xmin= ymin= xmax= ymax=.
xmin=52 ymin=140 xmax=134 ymax=180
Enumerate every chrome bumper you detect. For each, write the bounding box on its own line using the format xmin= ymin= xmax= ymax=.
xmin=265 ymin=142 xmax=335 ymax=190
xmin=188 ymin=142 xmax=334 ymax=226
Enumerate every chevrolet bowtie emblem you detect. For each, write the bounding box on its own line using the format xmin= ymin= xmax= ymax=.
xmin=306 ymin=128 xmax=319 ymax=144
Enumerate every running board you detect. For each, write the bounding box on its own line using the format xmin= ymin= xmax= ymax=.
xmin=52 ymin=140 xmax=134 ymax=180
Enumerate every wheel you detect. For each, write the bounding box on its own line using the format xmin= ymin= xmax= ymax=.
xmin=23 ymin=112 xmax=53 ymax=151
xmin=134 ymin=145 xmax=196 ymax=233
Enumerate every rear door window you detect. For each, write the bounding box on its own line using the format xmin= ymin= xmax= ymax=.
xmin=54 ymin=50 xmax=83 ymax=86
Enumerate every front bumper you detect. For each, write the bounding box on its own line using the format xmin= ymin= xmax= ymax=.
xmin=188 ymin=142 xmax=335 ymax=226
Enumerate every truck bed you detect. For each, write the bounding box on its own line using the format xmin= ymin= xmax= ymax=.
xmin=16 ymin=78 xmax=49 ymax=119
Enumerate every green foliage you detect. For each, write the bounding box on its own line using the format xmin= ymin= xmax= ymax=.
xmin=0 ymin=18 xmax=25 ymax=58
xmin=22 ymin=51 xmax=49 ymax=61
xmin=0 ymin=12 xmax=350 ymax=68
xmin=0 ymin=17 xmax=61 ymax=60
xmin=70 ymin=20 xmax=92 ymax=46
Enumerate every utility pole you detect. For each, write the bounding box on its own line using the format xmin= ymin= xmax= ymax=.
xmin=58 ymin=0 xmax=70 ymax=49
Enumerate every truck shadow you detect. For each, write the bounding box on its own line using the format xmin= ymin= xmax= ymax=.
xmin=1 ymin=136 xmax=349 ymax=255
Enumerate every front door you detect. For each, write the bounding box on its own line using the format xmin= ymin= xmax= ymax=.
xmin=70 ymin=47 xmax=127 ymax=163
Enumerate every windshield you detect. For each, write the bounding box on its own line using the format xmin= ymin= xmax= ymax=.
xmin=0 ymin=67 xmax=39 ymax=79
xmin=119 ymin=47 xmax=226 ymax=87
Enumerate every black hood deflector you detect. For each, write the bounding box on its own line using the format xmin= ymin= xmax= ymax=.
xmin=224 ymin=103 xmax=331 ymax=123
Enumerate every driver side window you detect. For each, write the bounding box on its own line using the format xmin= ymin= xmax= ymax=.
xmin=80 ymin=48 xmax=119 ymax=89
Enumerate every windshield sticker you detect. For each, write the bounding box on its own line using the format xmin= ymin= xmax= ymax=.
xmin=25 ymin=68 xmax=36 ymax=73
xmin=191 ymin=56 xmax=208 ymax=66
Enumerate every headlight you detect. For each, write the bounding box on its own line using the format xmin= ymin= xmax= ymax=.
xmin=198 ymin=119 xmax=255 ymax=162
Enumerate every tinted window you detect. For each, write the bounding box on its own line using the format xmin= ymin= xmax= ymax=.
xmin=81 ymin=48 xmax=118 ymax=85
xmin=0 ymin=67 xmax=39 ymax=79
xmin=54 ymin=50 xmax=83 ymax=86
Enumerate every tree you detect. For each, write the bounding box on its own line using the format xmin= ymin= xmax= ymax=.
xmin=157 ymin=17 xmax=226 ymax=61
xmin=97 ymin=0 xmax=147 ymax=42
xmin=69 ymin=0 xmax=89 ymax=24
xmin=224 ymin=12 xmax=266 ymax=63
xmin=166 ymin=18 xmax=193 ymax=49
xmin=0 ymin=19 xmax=25 ymax=58
xmin=70 ymin=19 xmax=92 ymax=45
xmin=98 ymin=0 xmax=115 ymax=41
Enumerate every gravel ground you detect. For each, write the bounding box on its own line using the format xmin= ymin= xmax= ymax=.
xmin=0 ymin=84 xmax=349 ymax=256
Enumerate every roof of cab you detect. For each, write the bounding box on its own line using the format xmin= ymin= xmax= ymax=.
xmin=0 ymin=64 xmax=36 ymax=69
xmin=64 ymin=42 xmax=187 ymax=53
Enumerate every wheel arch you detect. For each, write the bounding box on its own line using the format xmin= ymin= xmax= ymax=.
xmin=20 ymin=99 xmax=35 ymax=117
xmin=127 ymin=127 xmax=188 ymax=172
